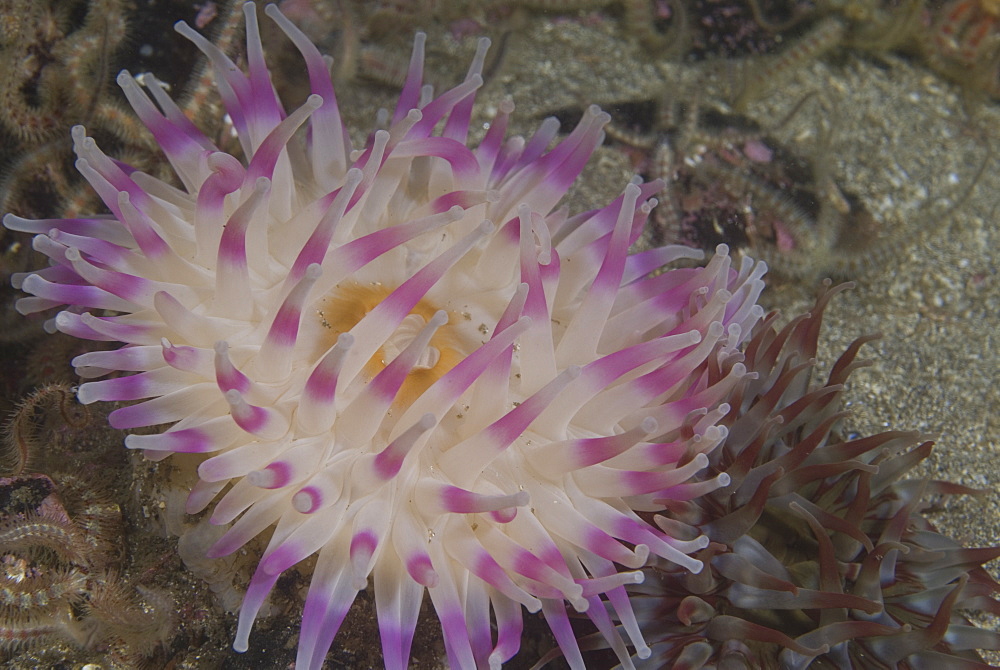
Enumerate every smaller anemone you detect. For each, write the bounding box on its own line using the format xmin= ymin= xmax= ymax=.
xmin=587 ymin=282 xmax=1000 ymax=669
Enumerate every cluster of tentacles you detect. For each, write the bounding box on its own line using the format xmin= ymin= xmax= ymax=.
xmin=0 ymin=0 xmax=245 ymax=351
xmin=578 ymin=283 xmax=1000 ymax=668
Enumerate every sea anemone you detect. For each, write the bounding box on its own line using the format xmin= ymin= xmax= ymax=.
xmin=600 ymin=283 xmax=1000 ymax=668
xmin=2 ymin=3 xmax=771 ymax=668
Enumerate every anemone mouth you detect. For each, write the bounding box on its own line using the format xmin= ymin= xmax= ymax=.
xmin=314 ymin=282 xmax=468 ymax=407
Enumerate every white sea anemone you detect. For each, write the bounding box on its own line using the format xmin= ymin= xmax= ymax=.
xmin=5 ymin=3 xmax=768 ymax=668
